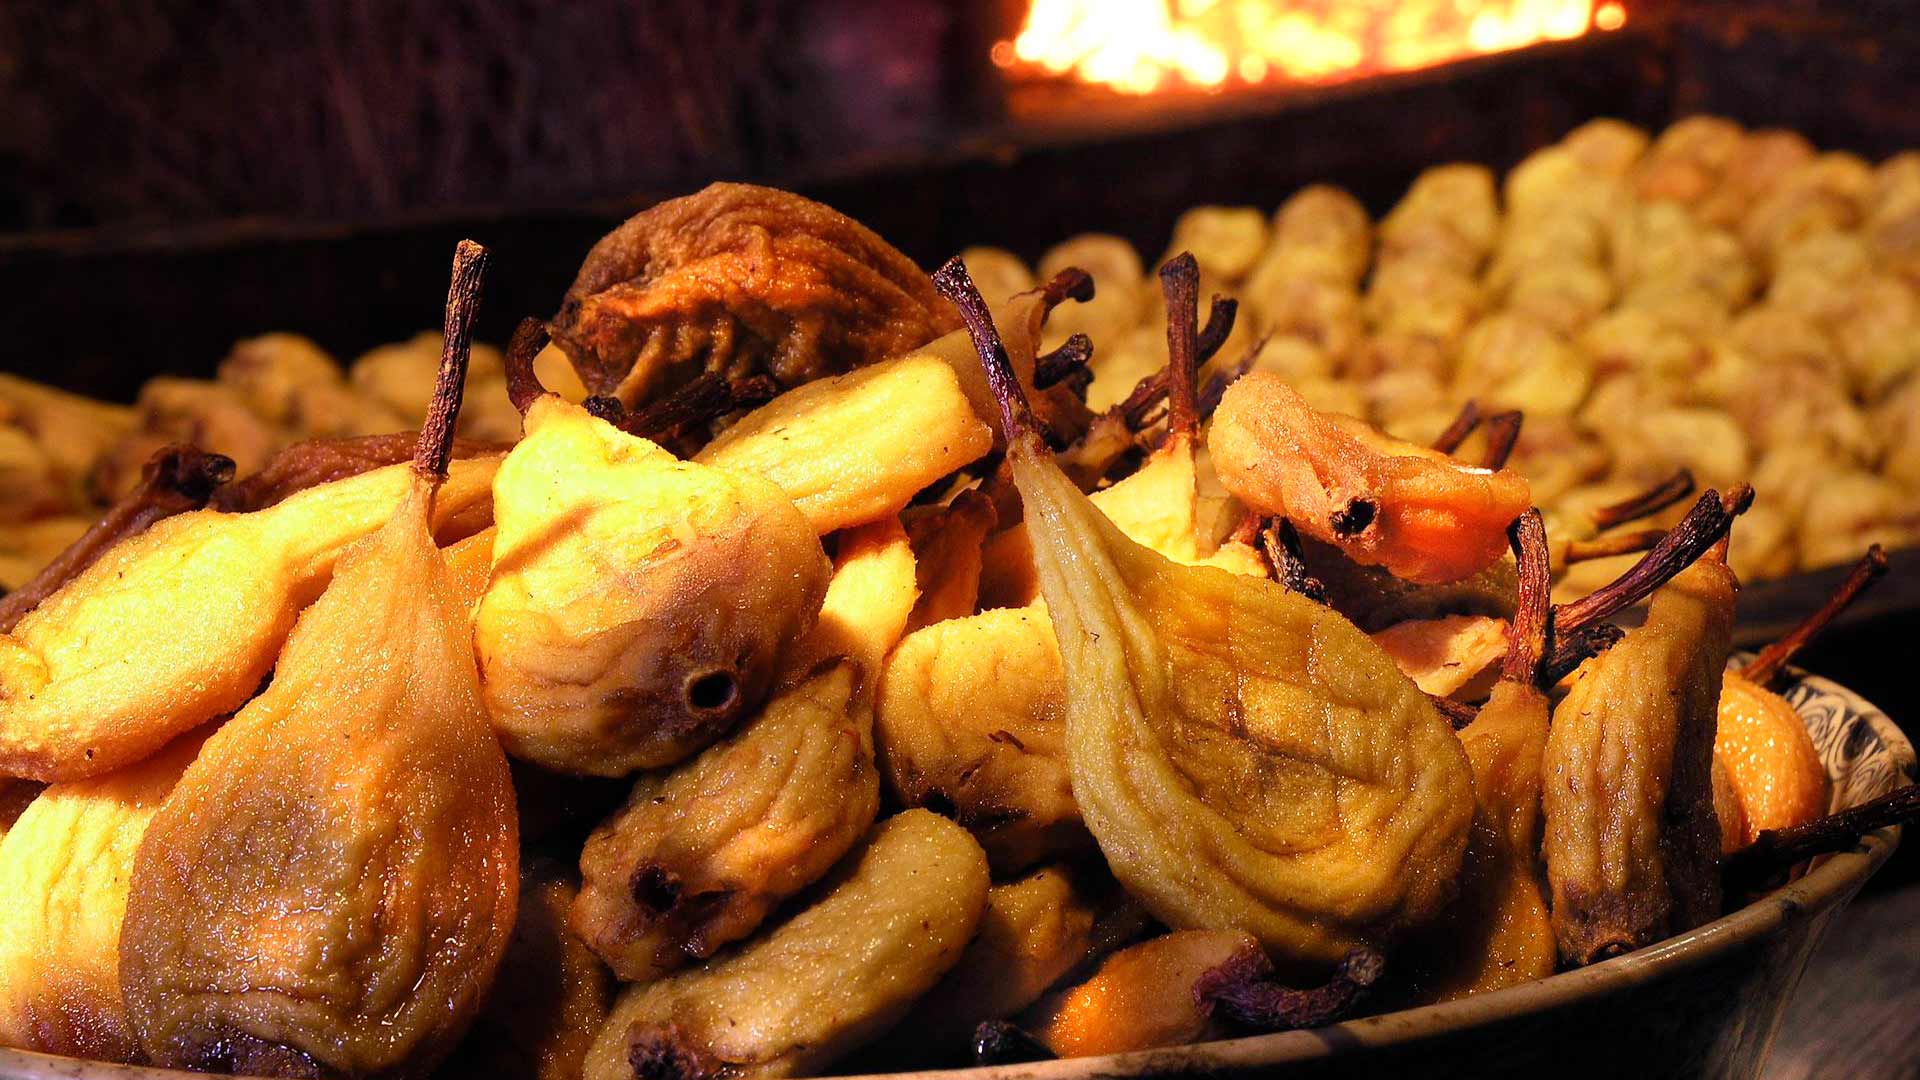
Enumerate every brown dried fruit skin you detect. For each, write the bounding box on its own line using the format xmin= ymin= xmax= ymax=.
xmin=1212 ymin=373 xmax=1531 ymax=584
xmin=1021 ymin=929 xmax=1253 ymax=1058
xmin=903 ymin=490 xmax=997 ymax=632
xmin=120 ymin=481 xmax=519 ymax=1079
xmin=581 ymin=809 xmax=989 ymax=1080
xmin=0 ymin=456 xmax=499 ymax=781
xmin=1543 ymin=559 xmax=1734 ymax=965
xmin=692 ymin=354 xmax=993 ymax=535
xmin=476 ymin=396 xmax=829 ymax=777
xmin=0 ymin=727 xmax=206 ymax=1063
xmin=553 ymin=183 xmax=959 ymax=403
xmin=876 ymin=604 xmax=1085 ymax=874
xmin=572 ymin=518 xmax=912 ymax=983
xmin=437 ymin=861 xmax=613 ymax=1080
xmin=887 ymin=865 xmax=1100 ymax=1055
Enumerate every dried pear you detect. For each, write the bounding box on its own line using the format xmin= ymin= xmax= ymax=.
xmin=1019 ymin=929 xmax=1252 ymax=1057
xmin=119 ymin=242 xmax=519 ymax=1078
xmin=438 ymin=859 xmax=613 ymax=1080
xmin=572 ymin=517 xmax=912 ymax=982
xmin=935 ymin=258 xmax=1475 ymax=967
xmin=0 ymin=727 xmax=206 ymax=1062
xmin=477 ymin=321 xmax=831 ymax=777
xmin=581 ymin=809 xmax=989 ymax=1080
xmin=1397 ymin=512 xmax=1555 ymax=1002
xmin=0 ymin=447 xmax=498 ymax=781
xmin=552 ymin=183 xmax=959 ymax=403
xmin=1211 ymin=372 xmax=1532 ymax=585
xmin=1543 ymin=556 xmax=1735 ymax=965
xmin=876 ymin=604 xmax=1083 ymax=872
xmin=904 ymin=489 xmax=996 ymax=631
xmin=888 ymin=864 xmax=1100 ymax=1055
xmin=693 ymin=353 xmax=993 ymax=534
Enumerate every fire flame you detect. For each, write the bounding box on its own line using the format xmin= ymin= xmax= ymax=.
xmin=1001 ymin=0 xmax=1626 ymax=96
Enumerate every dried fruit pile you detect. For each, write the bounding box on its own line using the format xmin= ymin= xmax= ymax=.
xmin=0 ymin=165 xmax=1913 ymax=1080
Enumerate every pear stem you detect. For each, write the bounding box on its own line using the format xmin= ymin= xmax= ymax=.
xmin=503 ymin=317 xmax=552 ymax=415
xmin=1258 ymin=518 xmax=1325 ymax=602
xmin=1503 ymin=508 xmax=1550 ymax=685
xmin=1592 ymin=468 xmax=1695 ymax=531
xmin=1160 ymin=253 xmax=1202 ymax=443
xmin=1563 ymin=528 xmax=1665 ymax=565
xmin=1725 ymin=782 xmax=1920 ymax=893
xmin=1033 ymin=333 xmax=1094 ymax=388
xmin=0 ymin=445 xmax=235 ymax=633
xmin=1742 ymin=545 xmax=1889 ymax=688
xmin=1431 ymin=399 xmax=1482 ymax=454
xmin=1552 ymin=485 xmax=1751 ymax=636
xmin=415 ymin=239 xmax=489 ymax=483
xmin=1039 ymin=266 xmax=1096 ymax=311
xmin=1480 ymin=410 xmax=1524 ymax=470
xmin=619 ymin=374 xmax=780 ymax=446
xmin=934 ymin=257 xmax=1038 ymax=446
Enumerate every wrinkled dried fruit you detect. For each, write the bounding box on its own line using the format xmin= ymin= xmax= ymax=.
xmin=0 ymin=728 xmax=206 ymax=1062
xmin=119 ymin=242 xmax=520 ymax=1079
xmin=0 ymin=450 xmax=498 ymax=781
xmin=877 ymin=604 xmax=1082 ymax=873
xmin=553 ymin=183 xmax=958 ymax=403
xmin=572 ymin=516 xmax=912 ymax=982
xmin=936 ymin=258 xmax=1474 ymax=967
xmin=1212 ymin=372 xmax=1532 ymax=584
xmin=478 ymin=322 xmax=830 ymax=777
xmin=1019 ymin=929 xmax=1253 ymax=1057
xmin=581 ymin=809 xmax=989 ymax=1080
xmin=886 ymin=864 xmax=1101 ymax=1057
xmin=904 ymin=490 xmax=997 ymax=631
xmin=1543 ymin=558 xmax=1735 ymax=965
xmin=692 ymin=353 xmax=993 ymax=534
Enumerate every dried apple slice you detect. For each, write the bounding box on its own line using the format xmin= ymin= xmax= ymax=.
xmin=933 ymin=258 xmax=1474 ymax=967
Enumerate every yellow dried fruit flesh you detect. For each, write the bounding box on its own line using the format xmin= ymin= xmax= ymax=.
xmin=1543 ymin=560 xmax=1734 ymax=965
xmin=0 ymin=728 xmax=205 ymax=1062
xmin=694 ymin=354 xmax=993 ymax=534
xmin=477 ymin=396 xmax=829 ymax=777
xmin=1370 ymin=614 xmax=1510 ymax=700
xmin=120 ymin=480 xmax=520 ymax=1078
xmin=876 ymin=604 xmax=1083 ymax=873
xmin=904 ymin=490 xmax=996 ymax=632
xmin=581 ymin=809 xmax=989 ymax=1080
xmin=0 ymin=454 xmax=498 ymax=781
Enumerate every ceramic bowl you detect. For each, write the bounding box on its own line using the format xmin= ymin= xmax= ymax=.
xmin=0 ymin=668 xmax=1909 ymax=1080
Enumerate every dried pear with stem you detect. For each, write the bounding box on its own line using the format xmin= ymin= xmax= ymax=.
xmin=1397 ymin=512 xmax=1556 ymax=1002
xmin=476 ymin=320 xmax=831 ymax=777
xmin=119 ymin=242 xmax=520 ymax=1078
xmin=1542 ymin=523 xmax=1739 ymax=965
xmin=693 ymin=351 xmax=993 ymax=534
xmin=0 ymin=727 xmax=208 ymax=1062
xmin=0 ymin=423 xmax=498 ymax=782
xmin=582 ymin=809 xmax=989 ymax=1080
xmin=933 ymin=257 xmax=1475 ymax=967
xmin=1211 ymin=372 xmax=1531 ymax=584
xmin=571 ymin=517 xmax=913 ymax=983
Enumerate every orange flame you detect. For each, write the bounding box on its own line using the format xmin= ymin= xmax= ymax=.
xmin=1000 ymin=0 xmax=1624 ymax=96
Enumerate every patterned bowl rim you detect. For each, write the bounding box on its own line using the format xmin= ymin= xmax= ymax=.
xmin=0 ymin=670 xmax=1909 ymax=1080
